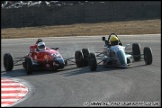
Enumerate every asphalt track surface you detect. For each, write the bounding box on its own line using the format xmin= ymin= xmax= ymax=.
xmin=1 ymin=34 xmax=161 ymax=107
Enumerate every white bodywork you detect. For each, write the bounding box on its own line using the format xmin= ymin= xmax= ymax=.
xmin=102 ymin=44 xmax=133 ymax=68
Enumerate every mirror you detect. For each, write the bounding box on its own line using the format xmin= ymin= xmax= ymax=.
xmin=125 ymin=44 xmax=130 ymax=49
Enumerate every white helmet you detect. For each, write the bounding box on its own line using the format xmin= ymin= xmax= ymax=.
xmin=37 ymin=42 xmax=46 ymax=51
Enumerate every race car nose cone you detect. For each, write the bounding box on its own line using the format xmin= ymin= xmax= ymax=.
xmin=54 ymin=58 xmax=65 ymax=68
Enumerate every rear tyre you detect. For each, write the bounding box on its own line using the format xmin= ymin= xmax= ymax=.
xmin=132 ymin=43 xmax=141 ymax=61
xmin=3 ymin=53 xmax=14 ymax=71
xmin=82 ymin=48 xmax=90 ymax=66
xmin=88 ymin=53 xmax=97 ymax=71
xmin=144 ymin=47 xmax=152 ymax=65
xmin=75 ymin=50 xmax=84 ymax=67
xmin=25 ymin=57 xmax=33 ymax=75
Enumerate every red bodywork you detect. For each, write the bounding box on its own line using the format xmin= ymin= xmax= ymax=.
xmin=28 ymin=45 xmax=63 ymax=70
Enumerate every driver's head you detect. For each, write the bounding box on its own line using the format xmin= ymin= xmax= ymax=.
xmin=37 ymin=42 xmax=46 ymax=51
xmin=110 ymin=35 xmax=119 ymax=45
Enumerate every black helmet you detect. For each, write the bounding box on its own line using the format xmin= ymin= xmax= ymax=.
xmin=36 ymin=38 xmax=43 ymax=44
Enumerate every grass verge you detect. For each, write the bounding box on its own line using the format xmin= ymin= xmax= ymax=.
xmin=1 ymin=19 xmax=161 ymax=39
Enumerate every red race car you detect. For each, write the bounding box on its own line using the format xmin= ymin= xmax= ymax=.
xmin=3 ymin=39 xmax=66 ymax=75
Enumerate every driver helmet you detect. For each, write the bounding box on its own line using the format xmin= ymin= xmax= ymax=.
xmin=36 ymin=38 xmax=43 ymax=44
xmin=110 ymin=35 xmax=119 ymax=45
xmin=37 ymin=42 xmax=46 ymax=51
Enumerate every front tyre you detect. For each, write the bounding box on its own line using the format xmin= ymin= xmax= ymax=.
xmin=82 ymin=48 xmax=90 ymax=66
xmin=144 ymin=47 xmax=152 ymax=65
xmin=25 ymin=57 xmax=33 ymax=75
xmin=75 ymin=50 xmax=84 ymax=67
xmin=88 ymin=53 xmax=97 ymax=71
xmin=132 ymin=43 xmax=141 ymax=61
xmin=3 ymin=53 xmax=14 ymax=71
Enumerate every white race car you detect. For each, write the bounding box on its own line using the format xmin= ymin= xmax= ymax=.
xmin=74 ymin=33 xmax=153 ymax=71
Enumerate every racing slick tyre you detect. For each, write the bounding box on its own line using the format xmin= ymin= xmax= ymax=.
xmin=3 ymin=53 xmax=14 ymax=71
xmin=144 ymin=47 xmax=152 ymax=65
xmin=25 ymin=57 xmax=33 ymax=75
xmin=88 ymin=53 xmax=97 ymax=71
xmin=82 ymin=48 xmax=90 ymax=66
xmin=75 ymin=50 xmax=84 ymax=67
xmin=132 ymin=43 xmax=141 ymax=61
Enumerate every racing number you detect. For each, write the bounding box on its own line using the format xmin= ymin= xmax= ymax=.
xmin=34 ymin=55 xmax=37 ymax=59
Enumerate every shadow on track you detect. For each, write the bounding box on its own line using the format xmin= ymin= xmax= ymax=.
xmin=61 ymin=65 xmax=123 ymax=76
xmin=1 ymin=65 xmax=78 ymax=77
xmin=61 ymin=63 xmax=147 ymax=76
xmin=1 ymin=63 xmax=147 ymax=77
xmin=1 ymin=69 xmax=60 ymax=77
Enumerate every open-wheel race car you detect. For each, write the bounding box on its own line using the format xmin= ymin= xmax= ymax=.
xmin=3 ymin=41 xmax=68 ymax=75
xmin=73 ymin=33 xmax=153 ymax=71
